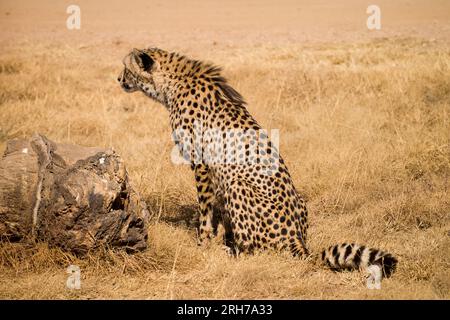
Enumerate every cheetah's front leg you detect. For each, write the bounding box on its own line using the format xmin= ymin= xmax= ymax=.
xmin=194 ymin=164 xmax=216 ymax=246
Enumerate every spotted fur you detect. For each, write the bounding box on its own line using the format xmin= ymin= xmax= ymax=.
xmin=117 ymin=47 xmax=397 ymax=278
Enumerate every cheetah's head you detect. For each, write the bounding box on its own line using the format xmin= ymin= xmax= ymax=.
xmin=117 ymin=48 xmax=165 ymax=103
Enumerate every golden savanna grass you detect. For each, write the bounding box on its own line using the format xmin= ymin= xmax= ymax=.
xmin=0 ymin=0 xmax=449 ymax=299
xmin=1 ymin=37 xmax=449 ymax=299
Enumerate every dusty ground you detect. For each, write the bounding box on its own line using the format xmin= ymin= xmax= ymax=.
xmin=0 ymin=0 xmax=449 ymax=299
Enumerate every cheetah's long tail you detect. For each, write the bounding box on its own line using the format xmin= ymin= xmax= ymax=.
xmin=320 ymin=243 xmax=398 ymax=278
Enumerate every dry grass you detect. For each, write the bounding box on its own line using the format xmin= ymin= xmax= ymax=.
xmin=0 ymin=36 xmax=449 ymax=299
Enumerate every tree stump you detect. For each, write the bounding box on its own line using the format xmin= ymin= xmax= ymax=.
xmin=0 ymin=133 xmax=150 ymax=255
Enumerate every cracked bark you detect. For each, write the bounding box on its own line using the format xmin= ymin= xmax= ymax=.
xmin=0 ymin=133 xmax=150 ymax=255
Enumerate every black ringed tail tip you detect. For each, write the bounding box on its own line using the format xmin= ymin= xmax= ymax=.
xmin=321 ymin=243 xmax=398 ymax=278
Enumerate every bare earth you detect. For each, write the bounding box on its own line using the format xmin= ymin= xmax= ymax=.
xmin=0 ymin=0 xmax=449 ymax=299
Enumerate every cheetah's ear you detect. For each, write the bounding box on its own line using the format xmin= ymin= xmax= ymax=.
xmin=132 ymin=48 xmax=155 ymax=72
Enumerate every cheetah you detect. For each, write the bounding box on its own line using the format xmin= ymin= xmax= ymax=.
xmin=117 ymin=47 xmax=398 ymax=278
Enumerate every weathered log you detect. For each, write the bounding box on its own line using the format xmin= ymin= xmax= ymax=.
xmin=0 ymin=133 xmax=150 ymax=254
